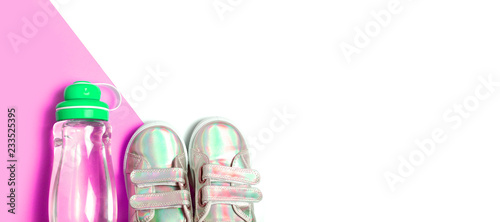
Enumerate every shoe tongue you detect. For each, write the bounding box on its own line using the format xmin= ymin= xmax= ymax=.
xmin=147 ymin=179 xmax=185 ymax=221
xmin=205 ymin=204 xmax=246 ymax=222
xmin=137 ymin=157 xmax=186 ymax=222
xmin=137 ymin=183 xmax=185 ymax=222
xmin=205 ymin=152 xmax=252 ymax=221
xmin=135 ymin=183 xmax=184 ymax=222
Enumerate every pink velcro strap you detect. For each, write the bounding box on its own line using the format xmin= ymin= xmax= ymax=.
xmin=201 ymin=186 xmax=262 ymax=205
xmin=202 ymin=164 xmax=260 ymax=185
xmin=129 ymin=190 xmax=190 ymax=210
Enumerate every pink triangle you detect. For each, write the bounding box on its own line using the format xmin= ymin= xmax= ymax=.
xmin=0 ymin=1 xmax=143 ymax=221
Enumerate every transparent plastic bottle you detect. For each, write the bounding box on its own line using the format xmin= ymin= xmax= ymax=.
xmin=49 ymin=81 xmax=117 ymax=222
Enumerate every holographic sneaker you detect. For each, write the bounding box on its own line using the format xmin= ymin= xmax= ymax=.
xmin=124 ymin=122 xmax=192 ymax=222
xmin=188 ymin=117 xmax=263 ymax=222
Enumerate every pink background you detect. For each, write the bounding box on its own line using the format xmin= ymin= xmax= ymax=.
xmin=0 ymin=0 xmax=143 ymax=221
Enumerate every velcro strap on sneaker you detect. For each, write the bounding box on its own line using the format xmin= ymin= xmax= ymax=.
xmin=202 ymin=165 xmax=260 ymax=185
xmin=130 ymin=190 xmax=191 ymax=210
xmin=201 ymin=186 xmax=263 ymax=205
xmin=131 ymin=168 xmax=185 ymax=185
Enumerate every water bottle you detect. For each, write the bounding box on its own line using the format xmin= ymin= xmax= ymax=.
xmin=49 ymin=81 xmax=118 ymax=222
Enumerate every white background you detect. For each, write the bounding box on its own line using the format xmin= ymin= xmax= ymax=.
xmin=54 ymin=0 xmax=500 ymax=221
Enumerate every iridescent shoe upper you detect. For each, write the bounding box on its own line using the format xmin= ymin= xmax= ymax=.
xmin=125 ymin=123 xmax=192 ymax=222
xmin=189 ymin=118 xmax=263 ymax=222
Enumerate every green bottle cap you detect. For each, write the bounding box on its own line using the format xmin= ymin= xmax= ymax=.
xmin=55 ymin=81 xmax=109 ymax=121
